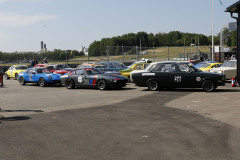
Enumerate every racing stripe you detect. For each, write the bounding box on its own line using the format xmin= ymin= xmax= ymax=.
xmin=90 ymin=76 xmax=97 ymax=85
xmin=92 ymin=76 xmax=97 ymax=85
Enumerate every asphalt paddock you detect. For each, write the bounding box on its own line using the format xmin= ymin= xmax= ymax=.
xmin=1 ymin=80 xmax=240 ymax=160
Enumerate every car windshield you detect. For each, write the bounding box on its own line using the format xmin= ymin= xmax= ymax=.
xmin=221 ymin=61 xmax=237 ymax=68
xmin=85 ymin=68 xmax=102 ymax=75
xmin=46 ymin=66 xmax=55 ymax=70
xmin=15 ymin=66 xmax=27 ymax=70
xmin=188 ymin=63 xmax=201 ymax=72
xmin=199 ymin=64 xmax=210 ymax=68
xmin=36 ymin=68 xmax=51 ymax=74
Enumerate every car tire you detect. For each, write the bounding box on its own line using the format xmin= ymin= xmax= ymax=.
xmin=5 ymin=73 xmax=10 ymax=80
xmin=66 ymin=79 xmax=75 ymax=89
xmin=15 ymin=73 xmax=18 ymax=80
xmin=97 ymin=80 xmax=108 ymax=90
xmin=39 ymin=78 xmax=46 ymax=87
xmin=19 ymin=77 xmax=26 ymax=85
xmin=202 ymin=80 xmax=215 ymax=92
xmin=147 ymin=80 xmax=159 ymax=91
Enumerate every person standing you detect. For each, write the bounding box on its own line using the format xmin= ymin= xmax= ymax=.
xmin=31 ymin=57 xmax=38 ymax=67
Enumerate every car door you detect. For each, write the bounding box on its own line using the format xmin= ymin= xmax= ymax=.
xmin=25 ymin=69 xmax=34 ymax=81
xmin=31 ymin=69 xmax=39 ymax=82
xmin=75 ymin=70 xmax=86 ymax=86
xmin=150 ymin=63 xmax=171 ymax=88
xmin=169 ymin=63 xmax=197 ymax=88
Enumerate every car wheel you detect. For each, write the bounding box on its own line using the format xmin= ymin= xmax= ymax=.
xmin=66 ymin=79 xmax=75 ymax=89
xmin=39 ymin=78 xmax=46 ymax=87
xmin=19 ymin=77 xmax=26 ymax=85
xmin=202 ymin=80 xmax=215 ymax=92
xmin=147 ymin=80 xmax=159 ymax=91
xmin=5 ymin=73 xmax=10 ymax=80
xmin=15 ymin=73 xmax=18 ymax=80
xmin=97 ymin=80 xmax=108 ymax=90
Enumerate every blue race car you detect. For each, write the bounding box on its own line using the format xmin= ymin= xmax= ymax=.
xmin=18 ymin=68 xmax=61 ymax=87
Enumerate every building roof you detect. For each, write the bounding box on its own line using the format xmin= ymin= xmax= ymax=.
xmin=226 ymin=1 xmax=240 ymax=13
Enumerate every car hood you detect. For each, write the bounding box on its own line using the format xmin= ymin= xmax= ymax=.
xmin=209 ymin=67 xmax=236 ymax=71
xmin=119 ymin=69 xmax=132 ymax=72
xmin=130 ymin=69 xmax=146 ymax=74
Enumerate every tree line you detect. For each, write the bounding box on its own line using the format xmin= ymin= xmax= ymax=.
xmin=88 ymin=29 xmax=237 ymax=56
xmin=0 ymin=50 xmax=85 ymax=62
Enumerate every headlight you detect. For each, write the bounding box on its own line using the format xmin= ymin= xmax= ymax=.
xmin=113 ymin=79 xmax=117 ymax=82
xmin=49 ymin=76 xmax=52 ymax=79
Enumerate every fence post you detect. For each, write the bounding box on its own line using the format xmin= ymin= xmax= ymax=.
xmin=153 ymin=46 xmax=155 ymax=62
xmin=122 ymin=46 xmax=124 ymax=63
xmin=136 ymin=46 xmax=138 ymax=61
xmin=65 ymin=50 xmax=68 ymax=65
xmin=107 ymin=46 xmax=110 ymax=62
xmin=168 ymin=46 xmax=169 ymax=61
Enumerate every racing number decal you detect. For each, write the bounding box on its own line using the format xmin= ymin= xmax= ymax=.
xmin=174 ymin=76 xmax=181 ymax=82
xmin=78 ymin=77 xmax=83 ymax=83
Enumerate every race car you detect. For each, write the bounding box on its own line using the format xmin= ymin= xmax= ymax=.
xmin=34 ymin=64 xmax=70 ymax=75
xmin=5 ymin=65 xmax=28 ymax=80
xmin=18 ymin=68 xmax=61 ymax=87
xmin=119 ymin=62 xmax=150 ymax=79
xmin=132 ymin=61 xmax=225 ymax=92
xmin=46 ymin=65 xmax=69 ymax=75
xmin=207 ymin=60 xmax=236 ymax=79
xmin=60 ymin=68 xmax=128 ymax=90
xmin=198 ymin=62 xmax=222 ymax=71
xmin=99 ymin=62 xmax=128 ymax=71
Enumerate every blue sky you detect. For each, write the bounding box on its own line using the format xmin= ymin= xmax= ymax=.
xmin=0 ymin=0 xmax=238 ymax=52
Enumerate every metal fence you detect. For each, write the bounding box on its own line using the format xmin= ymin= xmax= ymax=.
xmin=0 ymin=46 xmax=212 ymax=65
xmin=100 ymin=46 xmax=211 ymax=63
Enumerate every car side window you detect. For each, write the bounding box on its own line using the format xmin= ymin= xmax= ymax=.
xmin=152 ymin=64 xmax=171 ymax=72
xmin=76 ymin=70 xmax=83 ymax=75
xmin=171 ymin=64 xmax=182 ymax=72
xmin=178 ymin=64 xmax=192 ymax=72
xmin=10 ymin=66 xmax=14 ymax=70
xmin=27 ymin=69 xmax=35 ymax=74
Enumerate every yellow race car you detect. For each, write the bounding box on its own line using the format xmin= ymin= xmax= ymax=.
xmin=5 ymin=65 xmax=28 ymax=80
xmin=119 ymin=63 xmax=150 ymax=79
xmin=198 ymin=63 xmax=222 ymax=71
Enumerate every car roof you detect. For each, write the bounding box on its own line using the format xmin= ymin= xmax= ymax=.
xmin=100 ymin=61 xmax=122 ymax=63
xmin=150 ymin=61 xmax=191 ymax=64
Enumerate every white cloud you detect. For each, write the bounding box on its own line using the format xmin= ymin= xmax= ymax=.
xmin=0 ymin=12 xmax=58 ymax=28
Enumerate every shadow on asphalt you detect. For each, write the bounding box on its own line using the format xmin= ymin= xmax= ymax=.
xmin=0 ymin=116 xmax=31 ymax=121
xmin=141 ymin=88 xmax=240 ymax=92
xmin=3 ymin=110 xmax=44 ymax=113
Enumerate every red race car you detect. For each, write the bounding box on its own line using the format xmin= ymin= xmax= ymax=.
xmin=34 ymin=64 xmax=69 ymax=75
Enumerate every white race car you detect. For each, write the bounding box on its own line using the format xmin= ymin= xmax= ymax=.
xmin=208 ymin=60 xmax=236 ymax=79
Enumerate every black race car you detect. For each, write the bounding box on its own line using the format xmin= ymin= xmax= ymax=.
xmin=132 ymin=61 xmax=226 ymax=92
xmin=60 ymin=68 xmax=128 ymax=90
